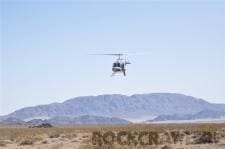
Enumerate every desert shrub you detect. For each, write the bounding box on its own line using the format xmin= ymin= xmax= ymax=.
xmin=49 ymin=133 xmax=60 ymax=138
xmin=42 ymin=140 xmax=48 ymax=144
xmin=170 ymin=131 xmax=184 ymax=144
xmin=195 ymin=131 xmax=214 ymax=144
xmin=0 ymin=140 xmax=10 ymax=147
xmin=184 ymin=130 xmax=191 ymax=135
xmin=82 ymin=135 xmax=89 ymax=138
xmin=20 ymin=139 xmax=34 ymax=145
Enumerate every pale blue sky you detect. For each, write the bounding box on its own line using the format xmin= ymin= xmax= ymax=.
xmin=1 ymin=0 xmax=225 ymax=115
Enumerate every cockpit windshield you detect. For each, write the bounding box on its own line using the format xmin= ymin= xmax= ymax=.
xmin=113 ymin=62 xmax=120 ymax=67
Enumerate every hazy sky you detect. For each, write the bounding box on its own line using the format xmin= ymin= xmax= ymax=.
xmin=1 ymin=0 xmax=225 ymax=115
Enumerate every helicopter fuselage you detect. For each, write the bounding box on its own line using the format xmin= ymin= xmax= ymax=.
xmin=112 ymin=60 xmax=130 ymax=76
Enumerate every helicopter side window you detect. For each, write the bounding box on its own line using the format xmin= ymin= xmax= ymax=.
xmin=113 ymin=63 xmax=117 ymax=67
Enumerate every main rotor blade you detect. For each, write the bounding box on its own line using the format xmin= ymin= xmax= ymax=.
xmin=91 ymin=53 xmax=124 ymax=56
xmin=125 ymin=51 xmax=152 ymax=56
xmin=90 ymin=51 xmax=151 ymax=56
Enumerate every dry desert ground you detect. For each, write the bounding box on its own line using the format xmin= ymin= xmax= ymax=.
xmin=0 ymin=123 xmax=225 ymax=149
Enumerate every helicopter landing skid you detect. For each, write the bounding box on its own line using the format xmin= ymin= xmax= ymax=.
xmin=111 ymin=72 xmax=126 ymax=77
xmin=111 ymin=72 xmax=116 ymax=77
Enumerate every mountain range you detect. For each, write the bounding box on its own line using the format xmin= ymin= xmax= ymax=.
xmin=1 ymin=93 xmax=225 ymax=124
xmin=149 ymin=109 xmax=225 ymax=122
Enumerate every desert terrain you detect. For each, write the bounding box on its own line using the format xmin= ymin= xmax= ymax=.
xmin=0 ymin=123 xmax=225 ymax=149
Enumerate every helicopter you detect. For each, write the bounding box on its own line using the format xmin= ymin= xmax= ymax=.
xmin=96 ymin=53 xmax=131 ymax=76
xmin=93 ymin=51 xmax=150 ymax=76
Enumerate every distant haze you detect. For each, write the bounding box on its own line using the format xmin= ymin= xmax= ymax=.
xmin=1 ymin=1 xmax=225 ymax=115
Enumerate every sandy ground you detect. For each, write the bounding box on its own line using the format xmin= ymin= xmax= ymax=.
xmin=0 ymin=133 xmax=90 ymax=149
xmin=1 ymin=140 xmax=225 ymax=149
xmin=0 ymin=124 xmax=225 ymax=149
